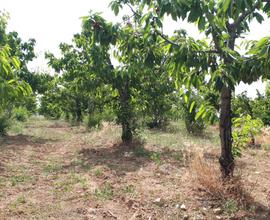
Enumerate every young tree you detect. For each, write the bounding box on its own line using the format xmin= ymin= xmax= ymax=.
xmin=0 ymin=12 xmax=32 ymax=134
xmin=81 ymin=12 xmax=182 ymax=143
xmin=252 ymin=84 xmax=270 ymax=125
xmin=1 ymin=11 xmax=36 ymax=114
xmin=111 ymin=0 xmax=270 ymax=177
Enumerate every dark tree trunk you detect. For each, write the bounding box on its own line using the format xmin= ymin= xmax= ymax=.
xmin=119 ymin=77 xmax=133 ymax=144
xmin=121 ymin=121 xmax=132 ymax=144
xmin=75 ymin=99 xmax=82 ymax=123
xmin=219 ymin=85 xmax=234 ymax=177
xmin=216 ymin=29 xmax=237 ymax=178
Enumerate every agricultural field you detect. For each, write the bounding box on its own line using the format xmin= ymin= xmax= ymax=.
xmin=1 ymin=0 xmax=270 ymax=219
xmin=0 ymin=117 xmax=269 ymax=219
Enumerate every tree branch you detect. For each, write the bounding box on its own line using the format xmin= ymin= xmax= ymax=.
xmin=156 ymin=31 xmax=180 ymax=47
xmin=231 ymin=1 xmax=261 ymax=31
xmin=126 ymin=3 xmax=141 ymax=17
xmin=157 ymin=31 xmax=219 ymax=54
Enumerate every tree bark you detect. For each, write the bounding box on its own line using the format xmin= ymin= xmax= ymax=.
xmin=75 ymin=98 xmax=82 ymax=123
xmin=121 ymin=121 xmax=132 ymax=144
xmin=119 ymin=77 xmax=133 ymax=144
xmin=219 ymin=85 xmax=234 ymax=177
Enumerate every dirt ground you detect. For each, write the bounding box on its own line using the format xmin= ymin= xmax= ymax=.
xmin=0 ymin=117 xmax=269 ymax=220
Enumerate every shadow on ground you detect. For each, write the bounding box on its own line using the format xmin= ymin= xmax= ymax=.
xmin=0 ymin=134 xmax=59 ymax=149
xmin=64 ymin=143 xmax=188 ymax=176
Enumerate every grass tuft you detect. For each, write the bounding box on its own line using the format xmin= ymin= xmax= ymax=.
xmin=190 ymin=154 xmax=253 ymax=210
xmin=94 ymin=182 xmax=114 ymax=200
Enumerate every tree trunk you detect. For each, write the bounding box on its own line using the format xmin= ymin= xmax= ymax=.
xmin=119 ymin=77 xmax=133 ymax=144
xmin=121 ymin=121 xmax=132 ymax=144
xmin=75 ymin=99 xmax=82 ymax=123
xmin=219 ymin=85 xmax=234 ymax=177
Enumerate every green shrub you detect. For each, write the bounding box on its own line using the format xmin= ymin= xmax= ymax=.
xmin=101 ymin=108 xmax=116 ymax=122
xmin=85 ymin=113 xmax=103 ymax=129
xmin=232 ymin=115 xmax=263 ymax=157
xmin=12 ymin=107 xmax=29 ymax=122
xmin=178 ymin=95 xmax=206 ymax=135
xmin=182 ymin=105 xmax=206 ymax=135
xmin=85 ymin=109 xmax=116 ymax=129
xmin=0 ymin=113 xmax=11 ymax=135
xmin=252 ymin=97 xmax=270 ymax=126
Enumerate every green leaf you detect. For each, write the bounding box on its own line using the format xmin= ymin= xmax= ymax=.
xmin=184 ymin=94 xmax=189 ymax=103
xmin=223 ymin=0 xmax=232 ymax=12
xmin=195 ymin=104 xmax=205 ymax=120
xmin=12 ymin=57 xmax=20 ymax=69
xmin=188 ymin=8 xmax=200 ymax=22
xmin=198 ymin=16 xmax=206 ymax=30
xmin=254 ymin=12 xmax=264 ymax=24
xmin=189 ymin=101 xmax=196 ymax=113
xmin=8 ymin=79 xmax=16 ymax=84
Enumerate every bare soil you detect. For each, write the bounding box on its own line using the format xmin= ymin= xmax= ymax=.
xmin=0 ymin=118 xmax=269 ymax=220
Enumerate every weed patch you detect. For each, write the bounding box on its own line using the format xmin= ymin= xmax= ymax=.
xmin=43 ymin=161 xmax=63 ymax=175
xmin=10 ymin=174 xmax=35 ymax=186
xmin=94 ymin=182 xmax=114 ymax=200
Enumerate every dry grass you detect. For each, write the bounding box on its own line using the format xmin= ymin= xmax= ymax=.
xmin=256 ymin=127 xmax=270 ymax=149
xmin=190 ymin=153 xmax=254 ymax=209
xmin=84 ymin=122 xmax=122 ymax=147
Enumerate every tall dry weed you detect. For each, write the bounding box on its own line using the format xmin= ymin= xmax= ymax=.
xmin=190 ymin=153 xmax=254 ymax=208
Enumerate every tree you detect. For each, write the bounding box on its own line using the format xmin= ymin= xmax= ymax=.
xmin=252 ymin=83 xmax=270 ymax=125
xmin=111 ymin=0 xmax=270 ymax=177
xmin=81 ymin=12 xmax=178 ymax=143
xmin=46 ymin=35 xmax=112 ymax=124
xmin=45 ymin=11 xmax=175 ymax=143
xmin=0 ymin=12 xmax=32 ymax=134
xmin=140 ymin=55 xmax=176 ymax=129
xmin=1 ymin=11 xmax=36 ymax=114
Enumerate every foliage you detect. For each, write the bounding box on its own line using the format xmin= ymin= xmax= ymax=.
xmin=140 ymin=57 xmax=175 ymax=129
xmin=44 ymin=12 xmax=176 ymax=144
xmin=39 ymin=90 xmax=62 ymax=120
xmin=0 ymin=112 xmax=11 ymax=135
xmin=0 ymin=12 xmax=33 ymax=134
xmin=252 ymin=83 xmax=270 ymax=125
xmin=85 ymin=108 xmax=115 ymax=129
xmin=3 ymin=18 xmax=36 ymax=111
xmin=85 ymin=113 xmax=103 ymax=129
xmin=111 ymin=0 xmax=270 ymax=176
xmin=180 ymin=94 xmax=206 ymax=135
xmin=232 ymin=115 xmax=263 ymax=157
xmin=233 ymin=92 xmax=253 ymax=117
xmin=12 ymin=107 xmax=29 ymax=122
xmin=233 ymin=84 xmax=270 ymax=126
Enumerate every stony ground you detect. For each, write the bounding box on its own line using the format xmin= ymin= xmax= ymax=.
xmin=0 ymin=117 xmax=269 ymax=220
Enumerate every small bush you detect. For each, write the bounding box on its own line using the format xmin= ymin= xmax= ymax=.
xmin=0 ymin=113 xmax=11 ymax=135
xmin=232 ymin=115 xmax=263 ymax=157
xmin=185 ymin=119 xmax=205 ymax=135
xmin=180 ymin=100 xmax=206 ymax=135
xmin=85 ymin=109 xmax=116 ymax=129
xmin=85 ymin=113 xmax=103 ymax=129
xmin=12 ymin=107 xmax=29 ymax=122
xmin=101 ymin=108 xmax=115 ymax=122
